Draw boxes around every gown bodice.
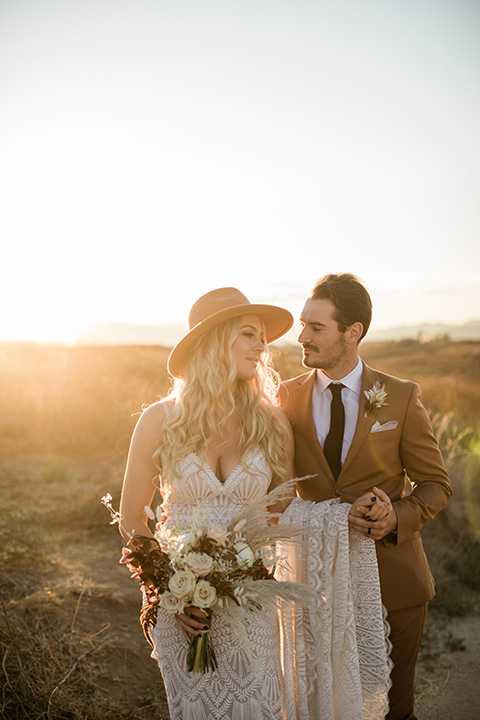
[160,446,272,529]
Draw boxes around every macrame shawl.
[277,498,392,720]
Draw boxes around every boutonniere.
[364,381,388,417]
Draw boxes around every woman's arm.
[119,402,166,541]
[120,402,211,642]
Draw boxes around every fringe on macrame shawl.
[276,497,393,720]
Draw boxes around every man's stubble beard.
[301,335,348,372]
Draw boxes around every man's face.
[298,298,349,372]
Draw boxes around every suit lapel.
[292,371,336,483]
[340,362,378,477]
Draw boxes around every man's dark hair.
[310,273,372,341]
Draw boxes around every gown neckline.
[199,446,264,487]
[202,458,244,487]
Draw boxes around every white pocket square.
[370,420,398,433]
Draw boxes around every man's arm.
[393,382,451,544]
[348,382,451,543]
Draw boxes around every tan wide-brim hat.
[167,287,293,379]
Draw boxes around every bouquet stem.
[187,631,218,673]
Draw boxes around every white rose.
[179,532,199,551]
[169,570,197,598]
[234,541,255,568]
[206,524,229,546]
[183,552,214,577]
[192,580,217,608]
[160,591,186,614]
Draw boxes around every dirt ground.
[1,452,479,719]
[415,614,480,720]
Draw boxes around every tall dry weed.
[0,343,172,454]
[0,454,168,720]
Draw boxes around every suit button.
[334,489,341,497]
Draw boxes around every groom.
[279,273,451,720]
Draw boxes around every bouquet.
[102,480,314,674]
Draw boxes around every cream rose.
[206,524,230,546]
[179,531,199,551]
[183,552,215,577]
[234,541,255,568]
[168,569,197,598]
[160,591,186,614]
[192,580,217,609]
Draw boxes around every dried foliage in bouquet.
[102,479,314,674]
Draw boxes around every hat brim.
[167,303,293,379]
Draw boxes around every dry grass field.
[1,339,479,719]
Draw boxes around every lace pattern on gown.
[151,445,286,720]
[277,498,392,720]
[150,401,390,719]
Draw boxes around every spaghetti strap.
[160,400,173,418]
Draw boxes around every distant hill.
[74,321,187,347]
[367,320,480,343]
[73,319,480,347]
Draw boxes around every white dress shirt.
[312,357,363,467]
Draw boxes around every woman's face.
[232,315,266,381]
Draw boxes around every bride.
[119,287,391,720]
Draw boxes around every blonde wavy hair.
[154,317,290,491]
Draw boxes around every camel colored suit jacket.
[280,362,451,612]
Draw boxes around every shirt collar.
[314,357,363,396]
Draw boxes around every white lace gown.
[150,447,285,720]
[150,445,391,720]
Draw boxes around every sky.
[1,0,479,343]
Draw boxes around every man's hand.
[348,486,397,540]
[175,606,212,643]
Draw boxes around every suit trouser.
[386,602,428,720]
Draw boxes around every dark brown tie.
[324,383,345,479]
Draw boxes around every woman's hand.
[175,606,212,643]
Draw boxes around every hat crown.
[188,287,251,330]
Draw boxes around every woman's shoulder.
[143,398,174,417]
[133,399,173,437]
